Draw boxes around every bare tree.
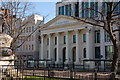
[0,0,43,53]
[71,1,120,80]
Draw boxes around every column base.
[74,61,81,65]
[55,61,62,64]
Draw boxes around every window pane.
[83,34,86,42]
[104,31,110,42]
[90,2,95,17]
[73,35,76,43]
[84,2,89,18]
[82,2,84,18]
[55,37,57,45]
[105,46,113,59]
[65,5,68,16]
[95,47,100,58]
[61,6,64,15]
[75,2,79,17]
[64,36,66,44]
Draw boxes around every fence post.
[70,69,73,79]
[94,68,97,80]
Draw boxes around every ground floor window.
[105,46,113,59]
[95,47,101,58]
[54,48,57,61]
[83,48,86,58]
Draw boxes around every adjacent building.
[16,14,44,60]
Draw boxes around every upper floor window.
[73,35,76,43]
[104,31,110,42]
[58,6,64,15]
[75,2,79,17]
[82,2,89,18]
[63,36,66,44]
[90,1,98,17]
[83,34,86,42]
[95,30,100,43]
[55,37,57,45]
[65,5,69,16]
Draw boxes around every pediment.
[43,15,79,29]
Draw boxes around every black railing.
[1,59,120,80]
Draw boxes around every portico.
[40,15,95,66]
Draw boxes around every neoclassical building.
[39,15,115,67]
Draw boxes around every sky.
[32,2,56,23]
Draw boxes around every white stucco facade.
[39,15,116,68]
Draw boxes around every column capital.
[40,34,44,37]
[74,29,80,33]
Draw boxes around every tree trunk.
[110,41,119,80]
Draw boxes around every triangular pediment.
[43,15,79,29]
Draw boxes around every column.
[48,34,54,63]
[86,29,94,59]
[65,31,72,64]
[86,28,95,68]
[56,33,62,63]
[75,30,81,64]
[40,34,44,59]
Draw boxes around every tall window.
[95,30,100,43]
[65,5,69,16]
[90,2,95,17]
[61,6,64,15]
[58,7,62,15]
[82,2,85,18]
[83,34,86,42]
[54,48,57,61]
[105,46,113,59]
[84,2,89,18]
[83,48,86,58]
[82,2,89,18]
[75,2,79,17]
[73,35,76,43]
[55,37,57,45]
[47,38,49,45]
[104,31,110,42]
[102,2,107,15]
[90,1,98,17]
[64,36,66,44]
[95,47,100,58]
